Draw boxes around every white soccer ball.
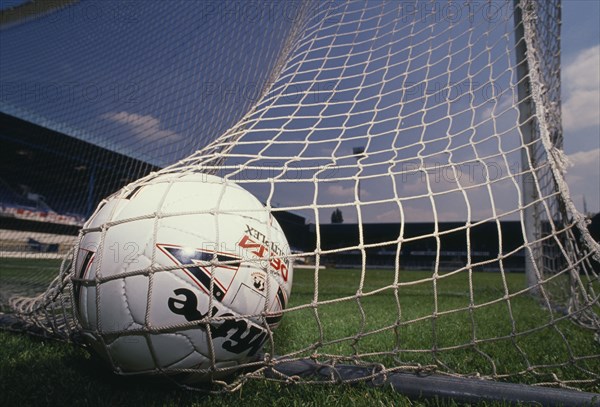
[72,172,293,381]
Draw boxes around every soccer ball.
[72,172,293,381]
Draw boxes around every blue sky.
[560,1,600,215]
[218,1,600,222]
[0,1,294,165]
[0,1,598,222]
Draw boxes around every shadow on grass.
[0,331,213,406]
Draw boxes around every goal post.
[268,359,599,406]
[513,0,541,294]
[1,0,599,402]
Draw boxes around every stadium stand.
[312,222,526,272]
[0,112,159,219]
[0,112,158,256]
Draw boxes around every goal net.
[1,0,599,393]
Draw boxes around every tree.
[331,208,344,224]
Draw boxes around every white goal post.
[1,0,599,403]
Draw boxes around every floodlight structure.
[352,146,366,201]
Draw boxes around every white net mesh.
[1,0,599,392]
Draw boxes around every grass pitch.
[1,259,598,406]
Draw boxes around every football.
[72,172,293,381]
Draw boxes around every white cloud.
[102,111,180,141]
[565,149,599,178]
[479,92,515,123]
[326,183,370,198]
[562,45,600,131]
[565,148,600,214]
[326,184,354,197]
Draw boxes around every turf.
[0,331,521,407]
[1,261,598,406]
[0,258,62,311]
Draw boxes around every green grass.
[279,268,599,387]
[0,331,528,407]
[1,260,598,406]
[0,258,62,312]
